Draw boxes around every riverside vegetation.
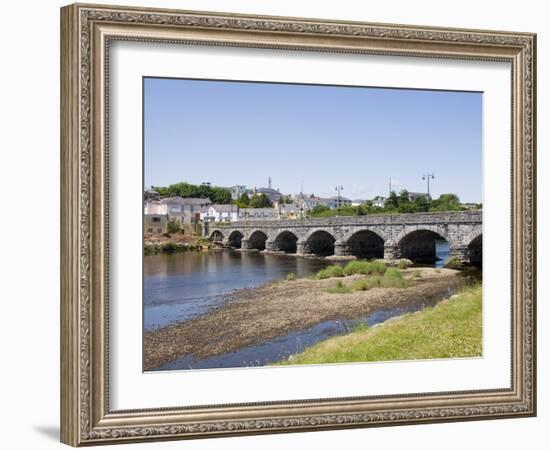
[275,283,482,365]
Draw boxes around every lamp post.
[422,173,435,197]
[335,185,344,216]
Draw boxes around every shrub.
[326,280,352,294]
[397,259,410,269]
[286,272,296,281]
[352,275,408,291]
[166,220,181,234]
[383,276,408,289]
[412,270,422,279]
[343,260,386,276]
[352,279,369,291]
[384,267,402,279]
[444,256,463,270]
[316,265,345,279]
[160,241,177,254]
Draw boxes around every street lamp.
[422,173,435,197]
[335,185,344,215]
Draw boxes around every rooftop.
[159,196,212,205]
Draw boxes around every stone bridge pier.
[208,211,482,266]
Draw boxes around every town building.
[238,208,278,220]
[294,195,333,211]
[145,196,212,225]
[204,204,239,222]
[276,202,301,219]
[144,212,168,235]
[461,203,481,210]
[144,188,160,202]
[244,177,282,203]
[229,185,247,200]
[371,196,386,208]
[329,196,352,208]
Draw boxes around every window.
[147,228,153,233]
[152,216,161,223]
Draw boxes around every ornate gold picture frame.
[60,3,536,446]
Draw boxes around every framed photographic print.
[60,3,536,446]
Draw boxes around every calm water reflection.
[144,251,333,330]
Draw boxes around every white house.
[238,208,277,220]
[204,204,239,222]
[155,196,212,224]
[276,202,301,219]
[371,196,386,208]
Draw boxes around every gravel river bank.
[144,268,466,371]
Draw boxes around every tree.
[166,220,181,234]
[210,187,232,204]
[414,195,430,212]
[279,195,293,204]
[430,194,464,212]
[385,190,399,209]
[249,193,272,208]
[235,193,250,208]
[310,204,331,215]
[398,189,411,206]
[430,193,463,212]
[153,182,232,204]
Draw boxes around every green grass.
[343,260,386,276]
[276,284,482,365]
[316,260,390,280]
[286,272,296,281]
[349,275,408,292]
[444,256,463,270]
[397,259,410,269]
[412,270,422,279]
[326,280,352,294]
[315,265,345,279]
[384,267,401,278]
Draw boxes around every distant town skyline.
[144,78,482,203]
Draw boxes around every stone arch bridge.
[207,211,482,265]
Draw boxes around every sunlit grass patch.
[276,284,482,365]
[326,280,352,294]
[315,265,345,279]
[343,260,386,276]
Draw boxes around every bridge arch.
[466,231,482,267]
[346,229,385,259]
[273,230,299,253]
[464,228,482,248]
[209,230,224,242]
[247,230,268,251]
[305,229,336,256]
[396,226,450,264]
[227,230,244,249]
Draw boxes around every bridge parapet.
[211,210,481,230]
[207,210,482,264]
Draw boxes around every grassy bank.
[275,283,482,366]
[144,235,211,255]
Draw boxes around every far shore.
[143,267,466,371]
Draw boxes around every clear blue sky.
[144,77,482,202]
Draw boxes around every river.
[144,243,454,370]
[144,250,334,331]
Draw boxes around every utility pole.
[335,185,344,216]
[422,173,435,197]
